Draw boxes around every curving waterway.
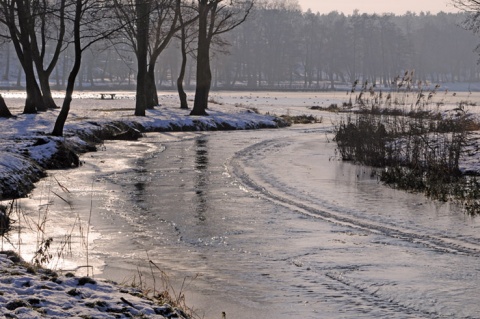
[15,123,480,319]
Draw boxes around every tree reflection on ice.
[194,138,209,222]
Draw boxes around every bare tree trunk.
[13,33,46,113]
[3,44,9,81]
[190,0,251,114]
[135,0,150,116]
[191,1,210,116]
[24,67,46,113]
[146,66,159,109]
[7,1,47,113]
[0,94,12,118]
[38,73,57,109]
[31,0,66,109]
[52,1,83,136]
[177,9,188,109]
[16,67,21,87]
[52,0,123,136]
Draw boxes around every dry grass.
[334,77,480,214]
[124,258,200,319]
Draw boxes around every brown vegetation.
[334,78,480,214]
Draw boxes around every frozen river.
[16,123,480,319]
[8,91,480,318]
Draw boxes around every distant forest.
[0,2,478,91]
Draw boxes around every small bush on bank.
[280,114,322,124]
[0,205,11,239]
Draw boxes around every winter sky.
[297,0,459,15]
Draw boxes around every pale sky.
[297,0,459,15]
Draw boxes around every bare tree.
[52,0,123,136]
[454,0,480,13]
[134,0,151,116]
[31,0,67,110]
[113,0,197,115]
[190,0,254,116]
[114,0,174,114]
[145,0,183,108]
[453,1,480,44]
[0,0,68,112]
[176,2,197,109]
[0,0,46,113]
[177,6,189,109]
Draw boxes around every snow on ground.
[0,251,188,318]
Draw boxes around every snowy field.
[0,251,189,318]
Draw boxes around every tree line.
[1,0,480,135]
[213,3,480,90]
[0,0,253,136]
[3,2,480,93]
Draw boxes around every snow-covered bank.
[0,251,189,318]
[0,94,288,200]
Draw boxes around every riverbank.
[0,94,288,200]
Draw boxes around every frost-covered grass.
[0,251,189,319]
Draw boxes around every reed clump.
[334,74,480,214]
